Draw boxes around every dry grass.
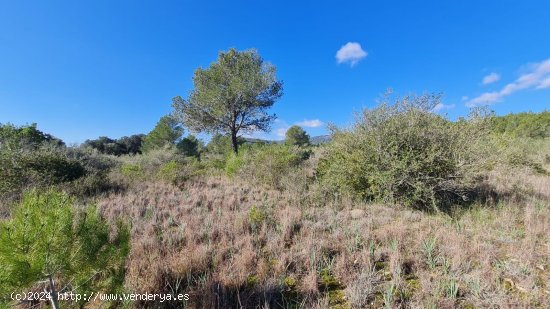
[97,160,550,308]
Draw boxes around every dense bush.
[225,152,245,176]
[62,172,122,199]
[115,147,204,185]
[201,134,246,169]
[64,147,117,174]
[317,94,493,211]
[0,123,64,150]
[491,111,550,138]
[226,144,309,189]
[120,163,145,179]
[157,158,203,184]
[0,124,81,202]
[205,133,236,154]
[21,151,85,183]
[0,148,86,209]
[0,125,124,212]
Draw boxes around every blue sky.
[1,0,549,143]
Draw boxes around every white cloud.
[461,96,469,101]
[537,76,550,89]
[296,119,324,128]
[245,118,326,141]
[276,127,288,138]
[466,58,550,107]
[482,72,501,85]
[432,103,455,112]
[275,119,323,138]
[336,42,367,67]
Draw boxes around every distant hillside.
[310,135,331,145]
[242,137,274,144]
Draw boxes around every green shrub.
[181,157,205,180]
[66,147,117,173]
[205,133,235,155]
[117,148,204,184]
[0,152,24,209]
[120,163,144,179]
[157,159,204,184]
[132,146,179,172]
[201,134,247,170]
[63,172,121,199]
[157,160,181,183]
[476,132,550,177]
[0,149,86,210]
[317,94,493,211]
[227,144,309,189]
[0,190,129,307]
[0,124,121,214]
[491,111,550,138]
[21,151,85,184]
[248,205,267,230]
[225,151,246,176]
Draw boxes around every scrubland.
[1,103,549,308]
[97,149,550,308]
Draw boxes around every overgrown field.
[1,102,549,308]
[98,172,550,308]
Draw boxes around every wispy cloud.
[276,127,288,138]
[537,76,550,89]
[482,72,501,85]
[296,119,324,128]
[432,103,455,112]
[466,58,550,107]
[336,42,367,67]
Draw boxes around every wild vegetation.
[0,190,129,309]
[1,49,549,308]
[172,48,283,154]
[318,94,494,211]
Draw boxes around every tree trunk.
[47,274,60,309]
[231,130,239,154]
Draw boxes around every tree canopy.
[177,134,203,158]
[82,134,145,156]
[172,48,283,154]
[285,125,310,147]
[0,123,64,150]
[141,115,184,153]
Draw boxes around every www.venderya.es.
[92,292,190,302]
